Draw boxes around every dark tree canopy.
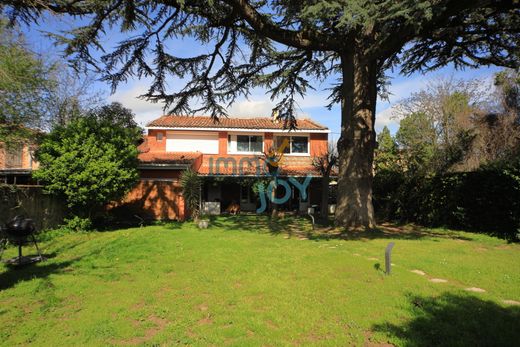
[4,0,519,227]
[4,1,518,124]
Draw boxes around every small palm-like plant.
[180,168,202,220]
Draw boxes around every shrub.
[62,216,93,232]
[373,164,520,240]
[180,169,202,220]
[34,102,141,227]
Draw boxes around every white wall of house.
[166,131,219,154]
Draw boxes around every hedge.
[373,165,520,240]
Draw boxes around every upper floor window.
[275,136,309,154]
[237,135,263,153]
[4,144,23,168]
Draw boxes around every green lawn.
[1,216,519,346]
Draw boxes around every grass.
[0,215,519,346]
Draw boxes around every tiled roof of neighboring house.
[137,138,151,154]
[147,115,328,131]
[138,151,202,165]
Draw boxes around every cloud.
[109,83,320,124]
[227,93,322,119]
[379,76,429,105]
[375,105,401,132]
[108,84,165,126]
[228,99,274,117]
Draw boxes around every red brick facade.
[123,115,330,220]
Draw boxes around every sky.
[22,14,502,141]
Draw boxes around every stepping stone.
[353,253,361,256]
[465,287,486,293]
[411,270,426,276]
[367,257,379,261]
[503,300,520,306]
[429,278,448,283]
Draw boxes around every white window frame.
[274,134,310,156]
[228,132,264,154]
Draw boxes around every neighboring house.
[0,141,39,185]
[120,115,331,221]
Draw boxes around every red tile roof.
[147,115,328,131]
[138,151,202,165]
[197,155,322,177]
[137,138,150,153]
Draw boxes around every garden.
[1,216,519,346]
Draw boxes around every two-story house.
[0,141,39,185]
[119,115,331,221]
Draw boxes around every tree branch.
[223,0,343,51]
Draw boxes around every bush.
[33,102,141,219]
[62,216,93,232]
[373,164,520,240]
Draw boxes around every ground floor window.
[240,185,255,204]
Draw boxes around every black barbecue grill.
[0,216,45,265]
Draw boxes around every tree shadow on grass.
[210,214,312,237]
[308,224,474,242]
[202,215,477,242]
[372,292,520,346]
[0,258,78,291]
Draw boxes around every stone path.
[465,287,486,293]
[429,278,448,283]
[345,249,520,306]
[311,238,518,307]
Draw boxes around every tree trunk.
[334,52,377,229]
[320,175,330,222]
[270,177,278,219]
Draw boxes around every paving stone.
[503,300,520,306]
[411,270,426,276]
[429,278,448,283]
[465,287,486,293]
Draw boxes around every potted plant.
[197,214,210,229]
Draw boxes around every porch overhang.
[138,163,191,170]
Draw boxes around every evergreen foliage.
[33,103,141,220]
[180,168,203,219]
[4,0,518,226]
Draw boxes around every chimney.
[271,108,280,123]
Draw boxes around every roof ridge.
[300,118,327,129]
[147,114,328,130]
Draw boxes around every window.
[275,136,309,154]
[241,185,255,203]
[275,136,290,153]
[156,132,164,142]
[291,136,308,153]
[236,135,263,153]
[5,144,23,168]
